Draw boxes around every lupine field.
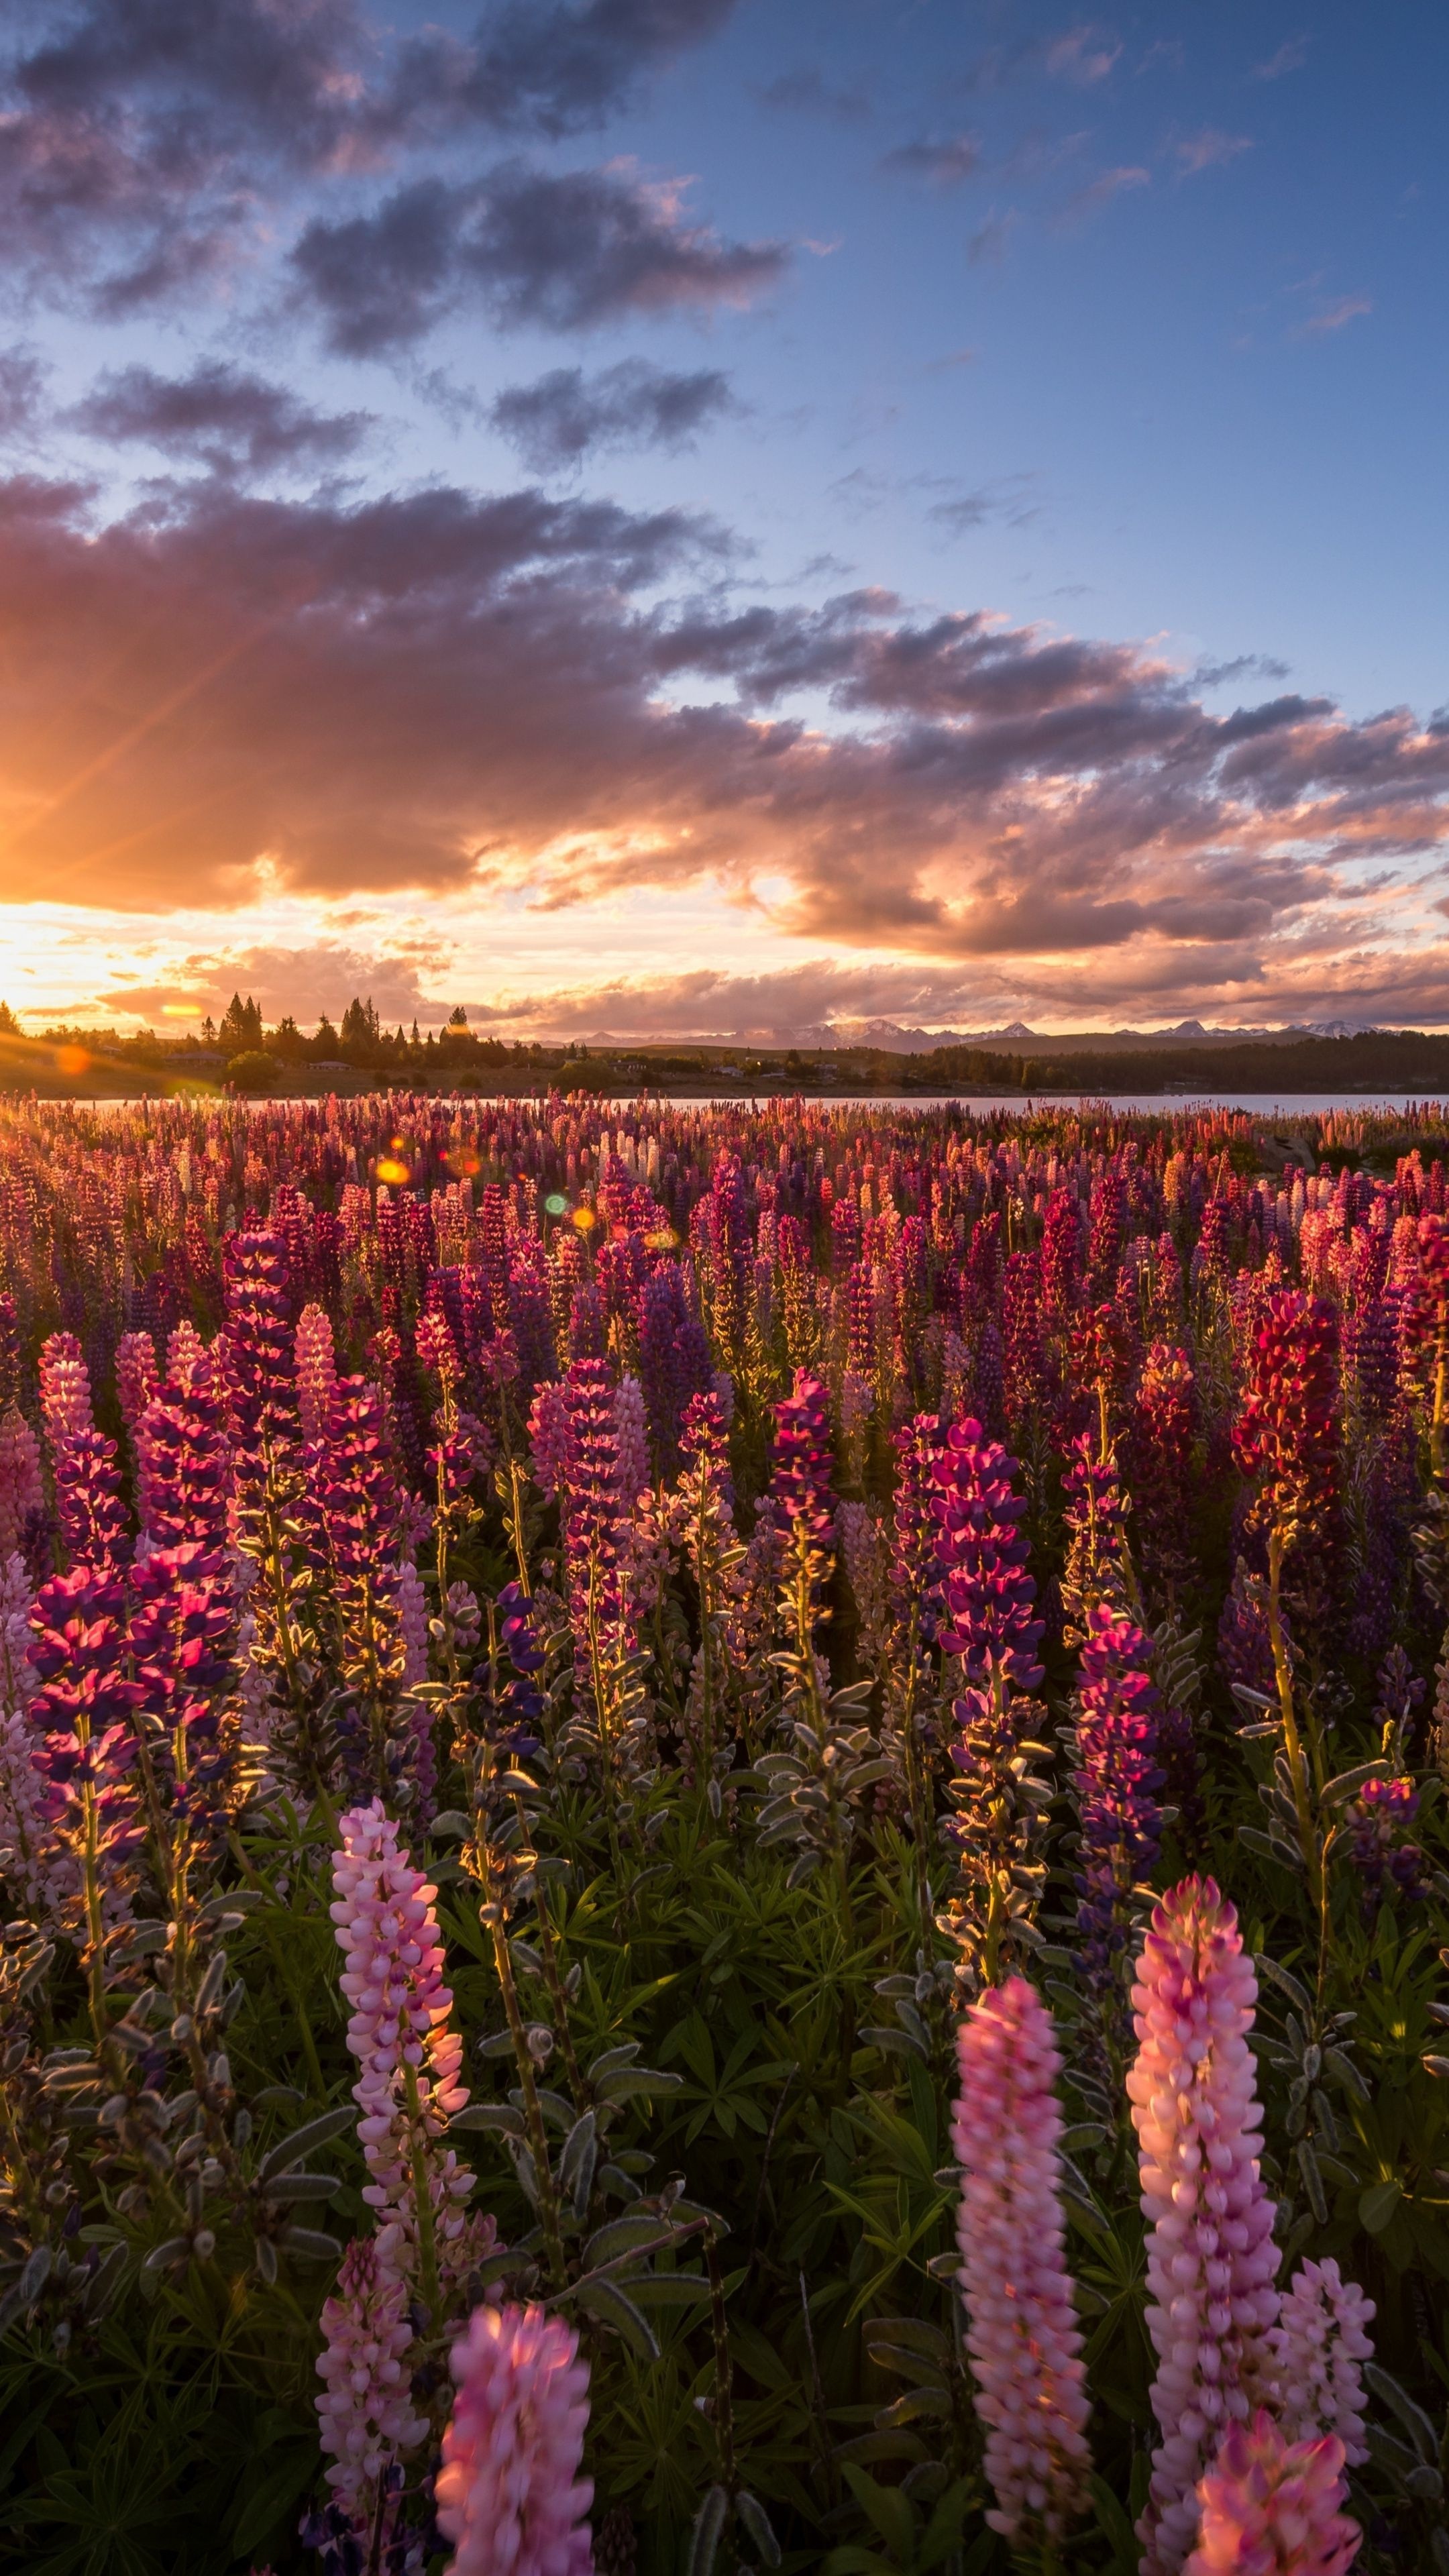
[5,1090,1449,2576]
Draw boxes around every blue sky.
[1,0,1446,1038]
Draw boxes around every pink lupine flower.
[952,1976,1091,2546]
[435,2302,594,2576]
[527,1379,573,1501]
[1128,1878,1282,2576]
[39,1332,93,1443]
[614,1372,649,1508]
[0,1552,72,1921]
[295,1303,339,1448]
[329,1801,474,2272]
[115,1332,160,1438]
[1182,2412,1361,2576]
[0,1405,43,1563]
[315,2235,429,2530]
[1269,2260,1374,2465]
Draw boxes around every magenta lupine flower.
[1128,1877,1282,2576]
[435,2302,594,2576]
[953,1977,1091,2545]
[221,1230,300,1477]
[929,1418,1043,1689]
[559,1356,634,1653]
[128,1534,239,1847]
[769,1373,836,1555]
[295,1302,339,1447]
[314,2235,429,2534]
[1073,1605,1165,1992]
[1269,2260,1374,2464]
[27,1564,146,1951]
[1232,1289,1340,1576]
[890,1412,947,1648]
[137,1356,233,1552]
[1181,2413,1361,2576]
[329,1801,474,2275]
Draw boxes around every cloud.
[879,134,981,187]
[1062,164,1150,219]
[69,360,372,478]
[0,466,1446,1040]
[489,359,733,472]
[0,0,743,314]
[402,0,740,140]
[1174,128,1252,176]
[967,213,1016,265]
[753,64,869,121]
[99,940,439,1027]
[1044,26,1122,85]
[1253,35,1309,80]
[0,0,383,307]
[0,345,47,439]
[1298,293,1372,336]
[292,161,788,352]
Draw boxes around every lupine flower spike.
[1128,1876,1282,2576]
[1181,2412,1361,2576]
[953,1976,1091,2547]
[435,2302,594,2576]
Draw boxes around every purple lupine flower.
[39,1333,129,1574]
[1345,1774,1426,1909]
[953,1978,1091,2546]
[1128,1877,1282,2576]
[486,1580,545,1754]
[637,1260,710,1478]
[315,1377,410,1793]
[929,1418,1043,1690]
[1072,1604,1165,1993]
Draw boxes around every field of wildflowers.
[2,1087,1449,2576]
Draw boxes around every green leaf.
[574,2277,660,2361]
[229,2445,317,2556]
[842,2463,914,2561]
[1360,2178,1404,2234]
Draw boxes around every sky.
[0,0,1446,1042]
